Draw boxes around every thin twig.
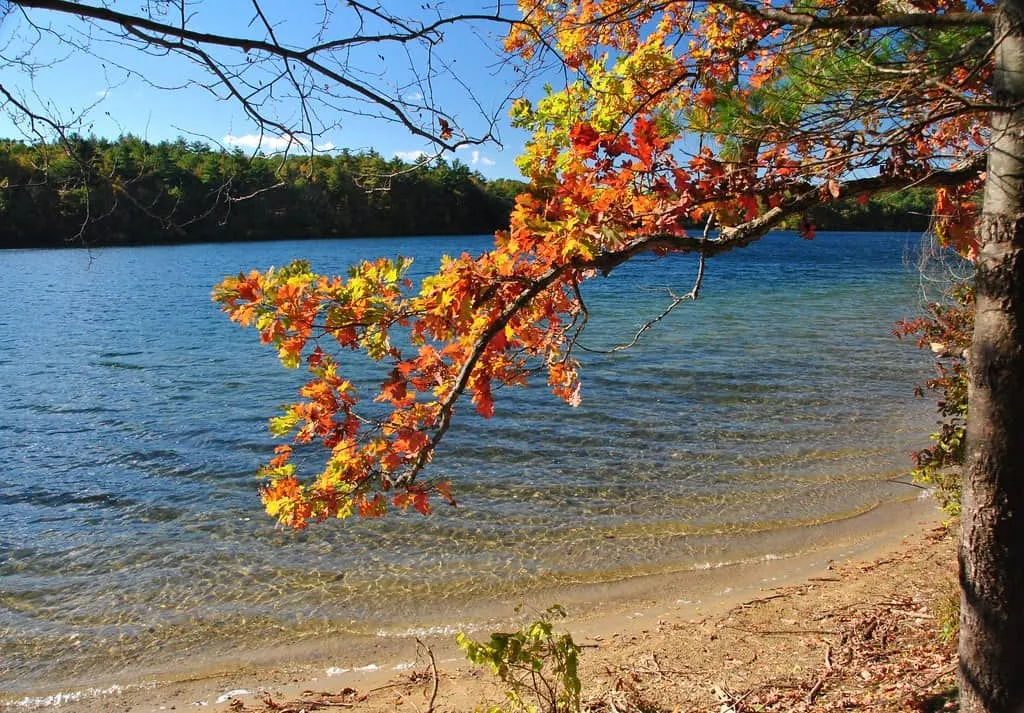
[416,638,440,713]
[807,677,824,704]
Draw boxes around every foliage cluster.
[895,280,973,517]
[457,606,582,713]
[213,0,990,528]
[0,136,523,248]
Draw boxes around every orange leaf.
[434,481,456,506]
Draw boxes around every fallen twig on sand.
[416,638,439,713]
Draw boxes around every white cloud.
[223,134,295,151]
[394,149,428,162]
[222,134,336,153]
[405,91,424,102]
[468,150,495,167]
[94,90,109,98]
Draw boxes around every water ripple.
[0,232,935,694]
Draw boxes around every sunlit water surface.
[1,231,936,693]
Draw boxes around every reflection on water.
[0,231,933,693]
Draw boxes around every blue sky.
[0,1,542,179]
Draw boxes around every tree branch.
[716,0,994,30]
[9,0,527,149]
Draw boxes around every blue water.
[0,231,934,693]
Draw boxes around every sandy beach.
[1,494,957,713]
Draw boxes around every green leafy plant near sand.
[457,605,582,713]
[936,581,961,646]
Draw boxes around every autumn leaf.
[569,122,602,157]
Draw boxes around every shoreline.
[3,494,945,712]
[3,227,929,252]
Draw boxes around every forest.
[0,135,936,249]
[0,135,524,248]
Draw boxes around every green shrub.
[457,605,582,713]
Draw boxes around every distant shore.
[2,495,948,713]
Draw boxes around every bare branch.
[8,0,530,150]
[576,216,712,355]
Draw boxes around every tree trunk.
[960,1,1024,711]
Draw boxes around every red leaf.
[413,492,432,516]
[358,494,387,518]
[739,193,759,221]
[473,379,495,418]
[800,215,816,240]
[569,122,602,157]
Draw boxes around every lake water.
[1,231,937,695]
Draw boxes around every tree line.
[0,135,524,249]
[0,135,937,250]
[801,188,936,233]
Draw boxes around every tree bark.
[960,1,1024,711]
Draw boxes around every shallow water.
[1,231,935,694]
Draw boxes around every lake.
[0,231,937,696]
